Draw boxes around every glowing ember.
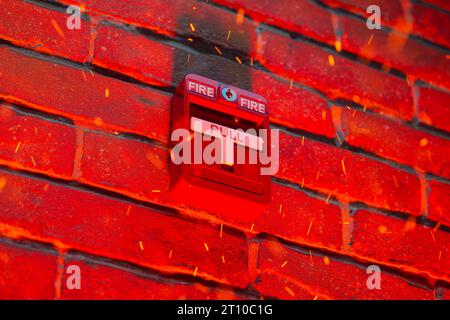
[235,56,242,64]
[284,286,295,297]
[236,8,245,25]
[0,177,7,192]
[328,55,335,66]
[14,141,21,153]
[334,39,342,52]
[341,159,347,175]
[105,88,109,98]
[419,138,428,147]
[378,225,388,234]
[51,19,64,37]
[204,243,209,251]
[139,241,144,251]
[306,220,313,236]
[227,30,232,41]
[189,23,196,32]
[323,256,330,265]
[222,255,226,263]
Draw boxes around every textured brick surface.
[60,259,242,300]
[278,132,422,215]
[352,210,450,281]
[58,0,256,53]
[0,103,76,178]
[212,0,336,45]
[341,15,450,90]
[0,241,58,299]
[0,0,448,300]
[257,240,436,300]
[0,0,90,62]
[320,0,450,48]
[0,47,171,143]
[0,170,249,287]
[334,107,450,179]
[428,180,450,227]
[257,30,414,119]
[418,86,450,133]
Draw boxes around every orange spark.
[301,136,305,146]
[126,205,131,216]
[204,243,209,252]
[328,54,335,66]
[105,88,110,98]
[301,178,305,188]
[279,204,282,214]
[227,30,231,41]
[220,223,223,238]
[0,177,7,192]
[289,79,293,89]
[187,53,191,63]
[250,57,254,66]
[306,220,313,236]
[81,70,87,81]
[281,260,288,268]
[189,23,196,32]
[169,250,173,259]
[323,256,330,265]
[193,266,198,277]
[187,37,194,42]
[30,156,36,167]
[152,190,161,193]
[430,231,436,242]
[334,39,342,52]
[14,141,21,153]
[235,56,242,64]
[325,192,331,204]
[51,19,64,37]
[214,46,222,55]
[139,241,144,251]
[368,34,374,45]
[222,255,226,263]
[284,286,295,297]
[236,8,245,25]
[341,159,347,175]
[419,138,428,147]
[378,225,388,234]
[250,223,255,232]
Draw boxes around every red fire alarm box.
[170,74,271,203]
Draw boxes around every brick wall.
[0,0,449,300]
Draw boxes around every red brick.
[333,107,450,179]
[59,0,256,53]
[94,24,335,138]
[352,210,450,281]
[252,74,335,138]
[0,0,90,62]
[254,183,342,251]
[0,241,58,299]
[257,240,435,299]
[0,47,171,143]
[277,132,422,215]
[60,259,242,299]
[80,131,170,200]
[418,86,450,133]
[0,170,249,287]
[428,180,450,227]
[212,0,336,45]
[257,30,414,120]
[0,103,75,179]
[320,0,450,48]
[341,15,450,90]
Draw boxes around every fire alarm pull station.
[170,74,271,203]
